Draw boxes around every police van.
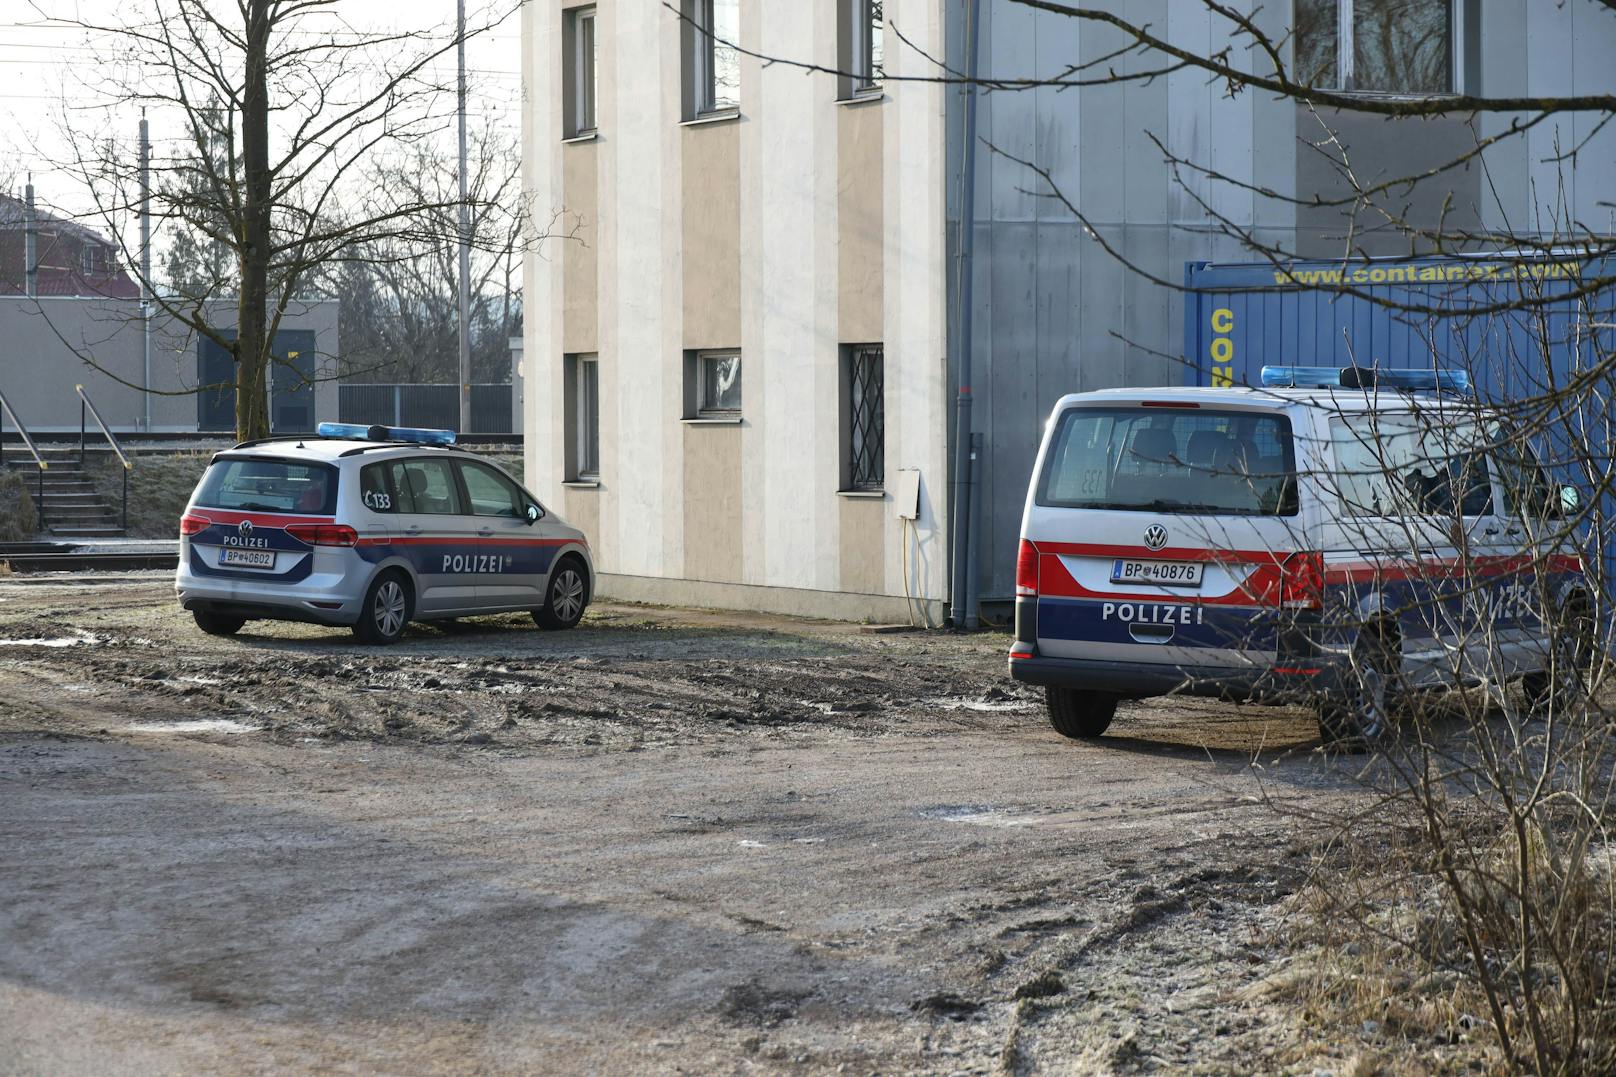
[1008,367,1592,747]
[176,423,593,644]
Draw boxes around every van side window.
[1330,415,1493,518]
[386,458,463,516]
[359,463,398,513]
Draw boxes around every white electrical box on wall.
[893,468,921,520]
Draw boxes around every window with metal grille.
[846,345,884,490]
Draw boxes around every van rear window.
[195,457,339,516]
[1038,408,1297,516]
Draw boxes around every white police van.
[176,423,594,644]
[1008,366,1591,747]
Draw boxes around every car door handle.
[477,528,494,537]
[404,525,421,536]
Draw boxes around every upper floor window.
[81,246,99,276]
[564,5,597,138]
[842,0,884,98]
[684,0,739,118]
[697,351,741,417]
[1294,0,1458,95]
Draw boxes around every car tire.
[193,610,245,637]
[1523,600,1592,717]
[533,556,589,630]
[353,571,412,645]
[1318,628,1399,750]
[1046,686,1118,739]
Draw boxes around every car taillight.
[285,523,358,547]
[1279,551,1324,610]
[180,513,210,536]
[1016,539,1040,597]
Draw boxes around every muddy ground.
[2,575,1413,1074]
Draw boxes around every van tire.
[1046,687,1117,739]
[534,556,589,630]
[1523,599,1592,716]
[353,570,412,645]
[1318,628,1399,750]
[193,610,245,637]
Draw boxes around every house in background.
[522,0,1616,623]
[0,188,139,299]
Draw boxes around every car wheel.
[353,571,412,645]
[1046,686,1118,739]
[193,610,245,637]
[533,557,589,630]
[1523,601,1592,717]
[1318,628,1398,750]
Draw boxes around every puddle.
[122,719,256,735]
[922,804,1040,828]
[0,633,101,648]
[922,696,1034,713]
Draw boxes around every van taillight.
[1016,540,1040,597]
[180,513,209,536]
[285,523,358,547]
[1279,552,1324,610]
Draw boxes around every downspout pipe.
[949,0,983,629]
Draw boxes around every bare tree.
[38,0,520,439]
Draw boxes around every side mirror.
[1559,484,1581,516]
[525,503,543,525]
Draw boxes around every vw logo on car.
[1142,524,1168,550]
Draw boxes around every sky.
[0,0,524,224]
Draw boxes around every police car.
[1008,366,1592,747]
[176,423,593,644]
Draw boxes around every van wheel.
[1046,687,1118,739]
[193,610,245,637]
[534,557,589,630]
[1523,601,1592,717]
[353,571,412,645]
[1318,629,1398,750]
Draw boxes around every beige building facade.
[522,0,950,621]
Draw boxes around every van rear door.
[1020,402,1309,673]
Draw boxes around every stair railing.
[0,386,46,531]
[76,385,131,533]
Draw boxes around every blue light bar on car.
[1259,366,1470,393]
[315,421,457,445]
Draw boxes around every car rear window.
[1038,407,1297,516]
[195,457,338,515]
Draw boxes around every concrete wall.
[0,297,339,433]
[948,0,1616,603]
[524,0,948,622]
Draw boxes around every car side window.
[458,461,525,518]
[1330,414,1494,518]
[386,458,462,516]
[359,463,398,513]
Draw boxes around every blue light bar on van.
[315,421,457,445]
[1259,366,1470,393]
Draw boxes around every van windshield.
[195,456,338,515]
[1038,407,1297,516]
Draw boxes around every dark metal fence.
[338,383,515,434]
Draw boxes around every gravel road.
[0,575,1381,1074]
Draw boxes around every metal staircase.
[1,386,130,539]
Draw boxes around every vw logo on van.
[238,521,254,541]
[1142,524,1168,551]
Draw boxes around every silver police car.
[176,423,593,643]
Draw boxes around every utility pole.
[456,0,472,434]
[23,178,37,299]
[139,114,153,431]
